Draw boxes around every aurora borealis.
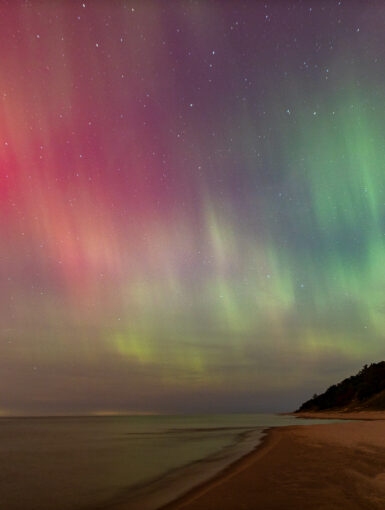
[2,1,385,415]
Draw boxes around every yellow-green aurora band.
[1,1,385,414]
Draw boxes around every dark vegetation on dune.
[297,361,385,412]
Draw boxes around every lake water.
[0,414,341,510]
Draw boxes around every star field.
[1,1,385,415]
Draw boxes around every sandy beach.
[161,412,385,510]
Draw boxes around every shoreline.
[96,425,268,510]
[159,426,278,510]
[102,414,343,510]
[158,411,385,510]
[294,410,385,420]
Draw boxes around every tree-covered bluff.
[297,362,385,412]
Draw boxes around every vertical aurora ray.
[1,1,385,415]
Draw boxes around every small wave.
[91,428,265,510]
[123,425,261,436]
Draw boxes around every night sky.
[2,1,385,415]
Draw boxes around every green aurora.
[1,1,385,415]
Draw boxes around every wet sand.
[161,412,385,510]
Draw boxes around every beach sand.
[160,412,385,510]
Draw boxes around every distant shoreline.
[158,411,385,510]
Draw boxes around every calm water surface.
[0,414,341,510]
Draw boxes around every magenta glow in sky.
[2,1,385,415]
